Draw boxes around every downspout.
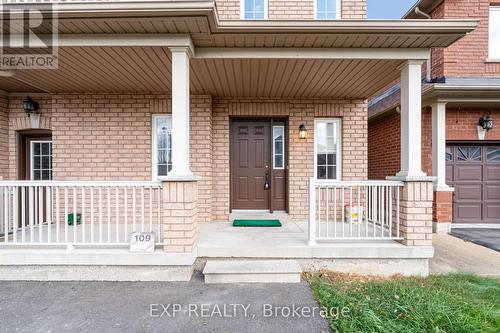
[414,7,431,19]
[414,7,432,81]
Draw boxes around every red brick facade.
[367,112,400,179]
[434,0,500,78]
[433,191,453,224]
[369,108,500,179]
[368,107,500,227]
[369,0,500,229]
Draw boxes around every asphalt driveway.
[0,272,330,333]
[451,228,500,252]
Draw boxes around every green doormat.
[232,219,282,227]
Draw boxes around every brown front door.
[231,120,271,210]
[446,144,500,223]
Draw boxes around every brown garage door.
[446,144,500,224]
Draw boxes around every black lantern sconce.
[23,96,39,117]
[299,124,307,139]
[478,115,494,131]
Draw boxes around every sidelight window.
[152,115,172,179]
[273,126,285,169]
[314,119,341,180]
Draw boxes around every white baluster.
[115,187,119,243]
[55,187,60,243]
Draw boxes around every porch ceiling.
[0,46,402,98]
[0,1,477,97]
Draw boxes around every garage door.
[446,144,500,224]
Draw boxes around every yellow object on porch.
[345,206,365,223]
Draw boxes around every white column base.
[395,170,427,179]
[387,175,435,182]
[434,184,454,192]
[433,222,451,234]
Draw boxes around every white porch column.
[168,46,193,179]
[431,102,452,190]
[396,60,426,179]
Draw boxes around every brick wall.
[212,98,367,221]
[162,181,198,253]
[215,0,366,19]
[6,94,214,223]
[216,0,241,19]
[0,95,8,180]
[368,112,400,179]
[341,0,366,19]
[433,191,453,223]
[368,107,500,179]
[8,96,53,180]
[269,0,314,19]
[445,107,500,140]
[5,94,367,223]
[430,0,500,78]
[430,2,445,79]
[398,181,433,246]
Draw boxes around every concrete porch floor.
[197,219,434,276]
[198,220,432,259]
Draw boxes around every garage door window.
[487,147,500,162]
[457,146,481,161]
[445,147,453,161]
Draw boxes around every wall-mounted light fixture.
[479,115,494,131]
[299,124,307,139]
[477,114,493,140]
[23,96,41,128]
[23,96,39,117]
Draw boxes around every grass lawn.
[308,272,500,333]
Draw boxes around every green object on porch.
[67,213,81,226]
[232,219,282,227]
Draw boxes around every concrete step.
[202,260,302,283]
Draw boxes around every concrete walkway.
[430,234,500,277]
[0,272,330,333]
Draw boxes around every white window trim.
[314,0,342,20]
[272,125,285,170]
[314,118,342,180]
[151,114,172,181]
[30,140,52,181]
[489,6,500,60]
[240,0,268,20]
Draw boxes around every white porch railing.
[0,181,162,246]
[308,178,404,243]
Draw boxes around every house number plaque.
[129,232,155,253]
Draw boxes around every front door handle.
[264,172,270,190]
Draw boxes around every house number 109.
[129,231,155,253]
[134,234,152,242]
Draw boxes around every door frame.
[17,129,53,180]
[229,116,289,213]
[16,130,53,228]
